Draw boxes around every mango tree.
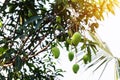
[0,0,119,79]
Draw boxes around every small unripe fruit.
[68,52,74,61]
[71,32,81,46]
[83,54,88,64]
[72,63,79,74]
[51,47,60,59]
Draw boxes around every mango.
[71,32,81,46]
[51,47,60,59]
[72,63,79,74]
[68,52,74,61]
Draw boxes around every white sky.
[97,8,120,58]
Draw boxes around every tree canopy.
[0,0,120,79]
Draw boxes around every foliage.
[0,0,64,79]
[0,0,120,79]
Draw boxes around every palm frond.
[97,58,112,80]
[83,49,112,70]
[93,57,112,72]
[114,61,118,80]
[114,58,120,80]
[85,55,106,70]
[89,31,113,57]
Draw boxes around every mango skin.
[51,47,60,59]
[72,63,79,74]
[83,54,88,64]
[71,32,81,46]
[68,52,74,61]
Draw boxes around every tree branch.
[26,38,55,60]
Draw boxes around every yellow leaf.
[107,4,115,15]
[71,0,77,3]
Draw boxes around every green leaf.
[87,47,91,62]
[35,20,42,30]
[8,72,13,80]
[64,41,69,51]
[0,45,8,56]
[0,20,2,28]
[56,40,63,48]
[81,44,86,50]
[9,4,17,13]
[90,45,97,54]
[27,63,35,68]
[0,74,5,80]
[23,15,41,26]
[56,16,61,23]
[14,55,23,71]
[26,62,36,71]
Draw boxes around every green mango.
[72,63,79,74]
[71,32,81,46]
[68,52,74,61]
[83,54,88,64]
[51,47,60,59]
